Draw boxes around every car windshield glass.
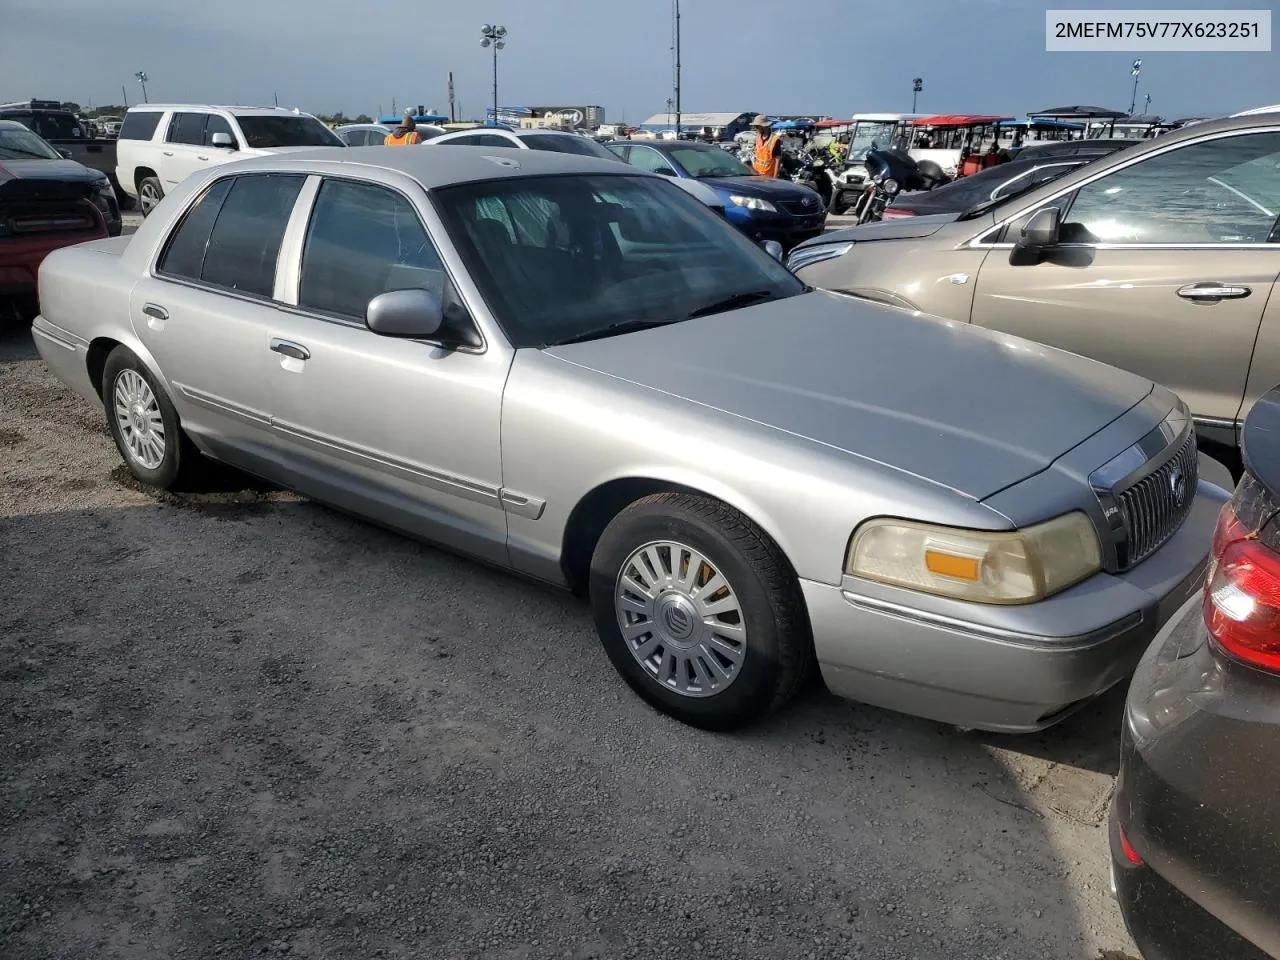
[236,116,343,148]
[434,173,804,348]
[669,146,753,177]
[522,134,618,160]
[848,121,898,160]
[0,126,61,160]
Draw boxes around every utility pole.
[135,71,149,103]
[448,71,456,123]
[1128,59,1142,115]
[912,77,923,113]
[122,85,129,109]
[481,25,508,125]
[673,0,682,137]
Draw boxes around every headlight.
[846,512,1101,604]
[729,195,777,212]
[882,178,900,195]
[785,242,851,272]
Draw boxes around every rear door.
[130,172,305,476]
[264,175,512,564]
[971,129,1280,440]
[160,112,210,190]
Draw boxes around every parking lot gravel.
[0,320,1139,959]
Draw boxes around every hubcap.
[614,540,747,698]
[140,184,159,213]
[113,369,166,470]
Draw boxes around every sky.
[1,0,1275,123]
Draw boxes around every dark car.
[1110,388,1280,960]
[0,98,126,202]
[882,156,1096,219]
[607,139,826,248]
[0,119,116,310]
[1007,137,1139,161]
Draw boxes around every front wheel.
[589,492,813,730]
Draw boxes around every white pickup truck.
[114,104,344,215]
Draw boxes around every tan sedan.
[789,111,1280,449]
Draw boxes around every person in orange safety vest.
[385,110,422,146]
[749,115,783,177]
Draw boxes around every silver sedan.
[32,146,1225,731]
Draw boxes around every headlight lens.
[882,178,900,195]
[729,194,777,212]
[785,242,851,272]
[846,512,1101,604]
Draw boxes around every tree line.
[59,102,376,126]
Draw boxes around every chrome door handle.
[162,150,174,156]
[142,303,168,320]
[270,338,310,361]
[1177,282,1252,302]
[197,155,209,161]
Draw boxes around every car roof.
[126,104,317,117]
[224,144,651,189]
[606,139,712,152]
[335,123,391,131]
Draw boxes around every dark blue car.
[607,140,826,249]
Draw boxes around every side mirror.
[366,288,444,339]
[210,132,236,149]
[57,148,72,159]
[761,239,784,261]
[1010,207,1061,265]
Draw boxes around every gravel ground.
[0,317,1139,960]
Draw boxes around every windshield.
[236,116,344,148]
[668,146,753,178]
[0,126,62,160]
[523,134,618,160]
[434,173,804,348]
[848,121,898,160]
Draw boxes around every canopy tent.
[912,114,1012,127]
[815,118,849,129]
[1027,105,1127,120]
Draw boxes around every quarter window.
[1064,132,1280,244]
[119,110,162,141]
[157,179,234,280]
[167,112,206,146]
[298,179,446,320]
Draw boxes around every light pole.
[480,24,507,125]
[135,71,149,103]
[1128,59,1142,115]
[911,77,923,113]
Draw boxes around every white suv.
[115,104,344,215]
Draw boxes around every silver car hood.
[801,212,963,248]
[545,291,1153,500]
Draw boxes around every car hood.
[796,212,961,249]
[545,291,1152,500]
[0,158,103,201]
[698,174,819,200]
[241,144,346,156]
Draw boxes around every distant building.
[639,111,756,140]
[527,105,605,130]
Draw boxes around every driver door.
[971,130,1280,441]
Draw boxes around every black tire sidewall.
[102,348,184,488]
[589,500,788,729]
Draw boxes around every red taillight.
[1119,827,1144,866]
[881,208,915,220]
[1203,504,1280,672]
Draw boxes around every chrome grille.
[1114,429,1198,569]
[778,199,821,216]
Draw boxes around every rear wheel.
[137,176,164,216]
[102,347,204,489]
[589,492,812,730]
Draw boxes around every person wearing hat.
[749,115,783,178]
[385,110,422,146]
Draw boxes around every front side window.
[235,116,342,148]
[990,162,1082,202]
[668,146,753,178]
[203,114,234,146]
[158,175,303,297]
[435,173,803,348]
[298,179,445,320]
[1064,132,1280,244]
[627,147,676,175]
[167,112,206,146]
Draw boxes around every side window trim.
[274,175,323,303]
[971,125,1280,248]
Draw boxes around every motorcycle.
[849,148,949,224]
[783,149,836,210]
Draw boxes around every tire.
[137,176,164,216]
[102,346,204,489]
[589,492,813,730]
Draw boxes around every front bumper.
[724,208,826,249]
[800,476,1226,733]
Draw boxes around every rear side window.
[119,111,162,141]
[201,175,305,296]
[298,179,445,320]
[157,175,304,298]
[33,113,86,139]
[167,112,206,145]
[158,179,235,279]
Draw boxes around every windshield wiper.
[549,318,681,346]
[684,289,780,319]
